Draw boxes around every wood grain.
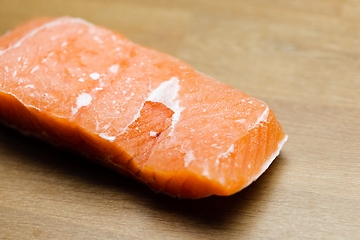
[0,0,359,239]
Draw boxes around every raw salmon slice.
[0,17,287,198]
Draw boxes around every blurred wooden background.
[1,0,360,239]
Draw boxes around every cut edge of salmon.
[246,133,287,188]
[1,89,287,198]
[0,91,136,177]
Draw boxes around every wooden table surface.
[1,0,359,239]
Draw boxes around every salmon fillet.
[0,17,287,198]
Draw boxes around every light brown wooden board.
[1,0,359,239]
